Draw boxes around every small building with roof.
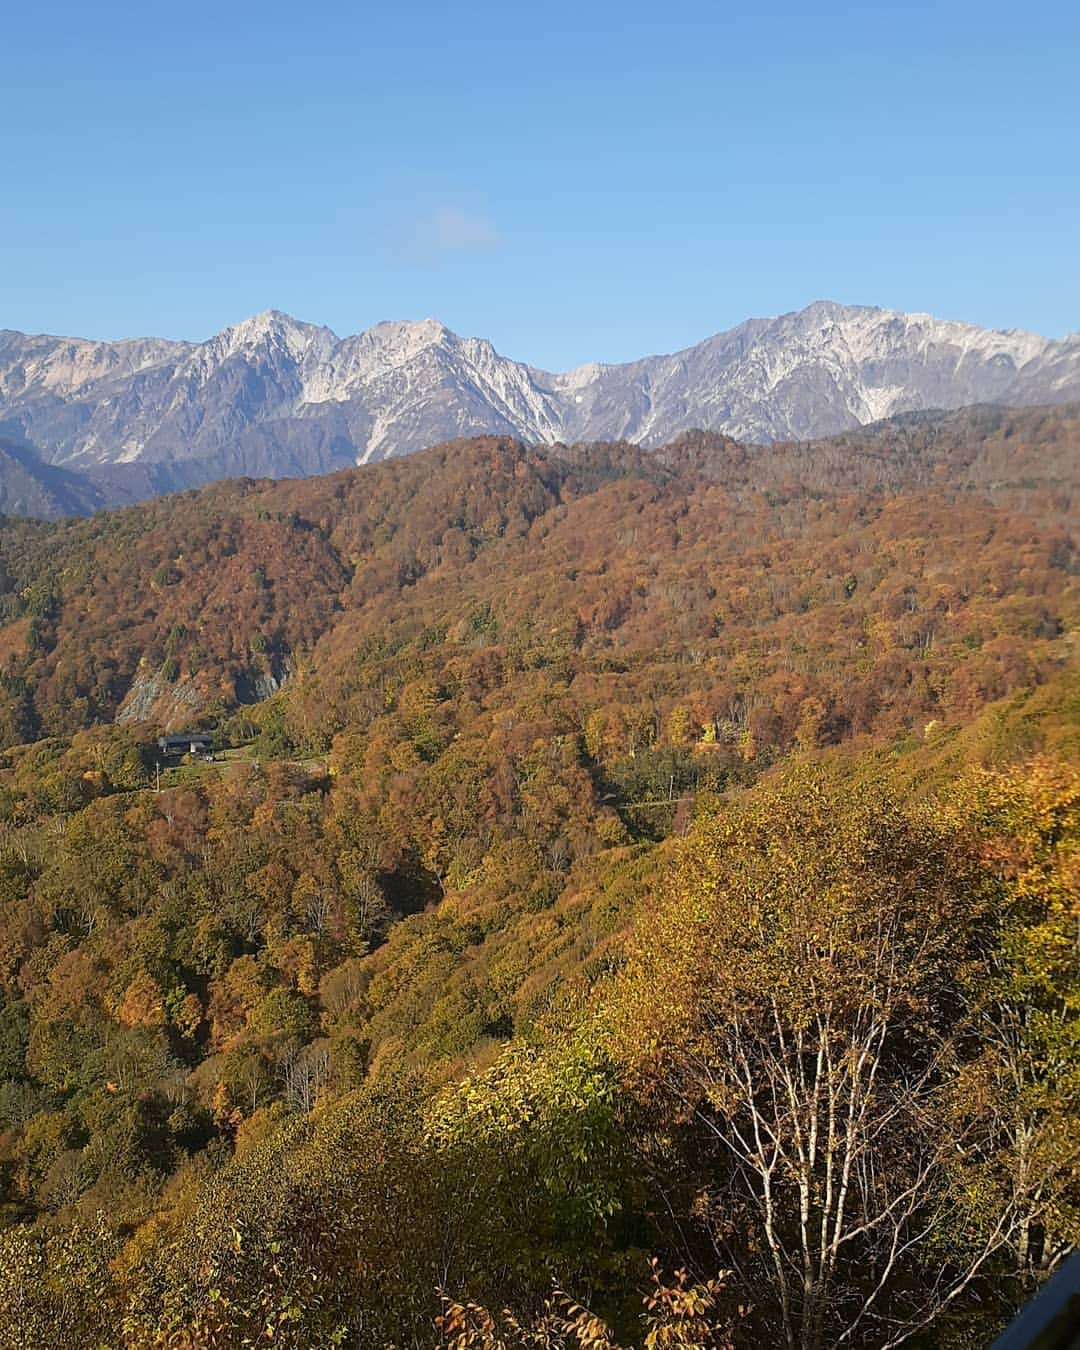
[157,732,213,759]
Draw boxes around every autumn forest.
[0,404,1074,1347]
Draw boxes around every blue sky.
[2,0,1077,368]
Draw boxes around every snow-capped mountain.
[0,301,1077,510]
[540,302,1080,444]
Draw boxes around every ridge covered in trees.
[0,403,1074,1346]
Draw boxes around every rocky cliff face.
[1,301,1077,513]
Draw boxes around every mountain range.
[1,300,1078,516]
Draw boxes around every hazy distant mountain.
[1,301,1077,513]
[0,432,111,518]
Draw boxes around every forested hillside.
[0,404,1074,1347]
[0,403,1074,748]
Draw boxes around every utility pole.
[155,761,161,793]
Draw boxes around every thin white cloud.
[395,205,501,265]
